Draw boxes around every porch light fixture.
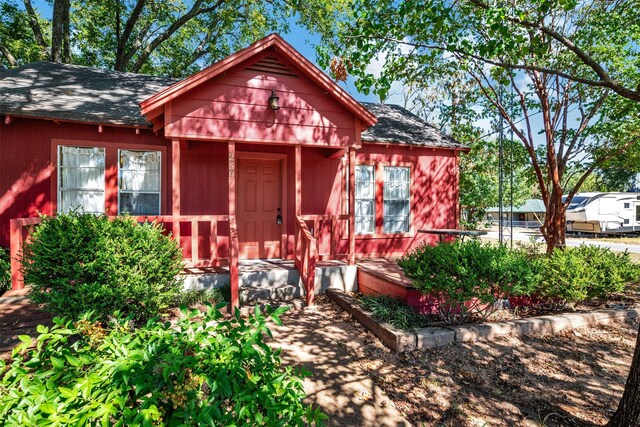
[268,90,280,110]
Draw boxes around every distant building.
[485,199,546,227]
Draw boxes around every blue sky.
[29,0,378,103]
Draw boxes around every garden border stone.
[326,289,640,352]
[326,289,416,352]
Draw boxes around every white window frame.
[117,149,162,216]
[355,165,376,235]
[57,145,106,214]
[383,166,411,234]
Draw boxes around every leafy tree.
[1,0,351,77]
[322,0,640,252]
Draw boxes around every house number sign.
[228,153,235,178]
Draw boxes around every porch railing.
[294,215,317,306]
[300,214,350,260]
[9,214,230,290]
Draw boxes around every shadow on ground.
[273,297,638,427]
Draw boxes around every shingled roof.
[0,61,176,127]
[361,103,466,150]
[0,61,466,150]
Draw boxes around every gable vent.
[246,55,300,77]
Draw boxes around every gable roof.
[0,61,175,127]
[361,103,467,150]
[139,33,377,129]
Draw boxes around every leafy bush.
[0,247,9,295]
[22,213,183,322]
[360,295,431,330]
[0,305,326,426]
[399,240,538,323]
[174,285,231,307]
[536,245,639,305]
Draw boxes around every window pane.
[119,150,161,215]
[59,190,105,214]
[383,166,410,233]
[355,165,375,234]
[59,146,105,214]
[355,216,374,234]
[355,180,375,199]
[384,200,409,216]
[384,217,409,234]
[119,193,160,215]
[120,170,161,191]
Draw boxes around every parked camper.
[565,192,640,235]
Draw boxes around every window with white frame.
[118,150,161,215]
[58,146,105,214]
[383,166,410,233]
[355,165,375,234]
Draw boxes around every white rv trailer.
[565,192,640,235]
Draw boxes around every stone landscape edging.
[326,289,640,353]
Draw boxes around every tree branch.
[0,43,18,67]
[115,0,147,70]
[131,0,226,72]
[22,0,47,47]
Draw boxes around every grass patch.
[174,285,230,307]
[359,294,431,330]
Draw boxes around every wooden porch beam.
[328,147,348,160]
[348,147,356,265]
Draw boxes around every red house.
[0,34,467,308]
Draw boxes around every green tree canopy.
[0,0,351,77]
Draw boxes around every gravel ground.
[300,297,640,427]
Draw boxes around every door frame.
[235,151,288,259]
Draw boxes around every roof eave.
[362,139,470,152]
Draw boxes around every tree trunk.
[608,324,640,427]
[51,0,70,63]
[541,185,566,253]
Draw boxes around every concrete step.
[240,283,303,304]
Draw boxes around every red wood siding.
[1,120,459,261]
[0,118,166,247]
[165,53,358,147]
[352,144,459,258]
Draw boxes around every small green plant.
[360,294,431,330]
[0,304,327,426]
[399,240,538,323]
[174,285,231,307]
[21,212,184,322]
[536,245,639,306]
[0,247,9,294]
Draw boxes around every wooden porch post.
[10,219,23,290]
[228,141,240,310]
[295,145,301,216]
[348,147,356,265]
[171,139,181,247]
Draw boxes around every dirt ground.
[302,296,640,427]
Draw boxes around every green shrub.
[0,305,326,426]
[21,213,183,322]
[399,240,538,323]
[174,285,231,307]
[360,295,431,330]
[536,245,639,305]
[0,247,9,295]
